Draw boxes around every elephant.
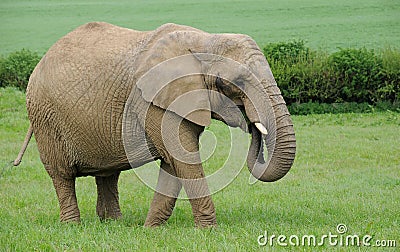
[14,22,296,227]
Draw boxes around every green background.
[0,1,399,251]
[1,0,399,54]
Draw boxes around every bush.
[379,47,400,103]
[328,48,383,103]
[263,41,400,108]
[0,49,41,90]
[264,40,331,104]
[263,39,313,66]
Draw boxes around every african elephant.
[14,22,296,227]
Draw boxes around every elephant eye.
[215,76,224,89]
[215,76,233,94]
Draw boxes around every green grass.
[0,0,399,55]
[1,1,399,250]
[0,87,399,250]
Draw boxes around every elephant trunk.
[245,83,296,182]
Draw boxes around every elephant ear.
[136,31,214,126]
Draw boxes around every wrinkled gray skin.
[15,22,296,227]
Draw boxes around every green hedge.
[263,40,400,107]
[0,49,41,90]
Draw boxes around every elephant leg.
[165,121,216,227]
[174,159,217,228]
[144,161,182,227]
[144,107,216,227]
[95,172,122,221]
[49,171,80,222]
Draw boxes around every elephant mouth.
[226,105,269,135]
[236,105,252,133]
[210,104,250,133]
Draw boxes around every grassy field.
[1,0,399,55]
[0,1,399,250]
[0,87,399,251]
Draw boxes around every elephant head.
[135,26,296,182]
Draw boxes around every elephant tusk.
[255,123,268,135]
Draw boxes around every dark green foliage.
[0,49,41,90]
[263,40,313,66]
[379,47,400,103]
[263,41,400,114]
[264,40,331,104]
[328,48,383,103]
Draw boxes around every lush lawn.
[1,1,399,250]
[0,87,398,250]
[1,0,399,55]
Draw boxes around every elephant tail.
[13,124,33,166]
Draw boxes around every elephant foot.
[144,210,168,227]
[97,209,122,221]
[193,213,217,228]
[190,196,217,228]
[195,221,217,228]
[107,210,122,220]
[60,216,81,224]
[143,218,165,228]
[144,191,178,228]
[58,201,81,223]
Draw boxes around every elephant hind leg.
[95,172,122,221]
[47,166,80,223]
[144,161,182,227]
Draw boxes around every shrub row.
[0,49,41,90]
[263,40,400,107]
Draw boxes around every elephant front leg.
[144,161,182,227]
[172,159,217,228]
[95,172,122,221]
[166,123,216,227]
